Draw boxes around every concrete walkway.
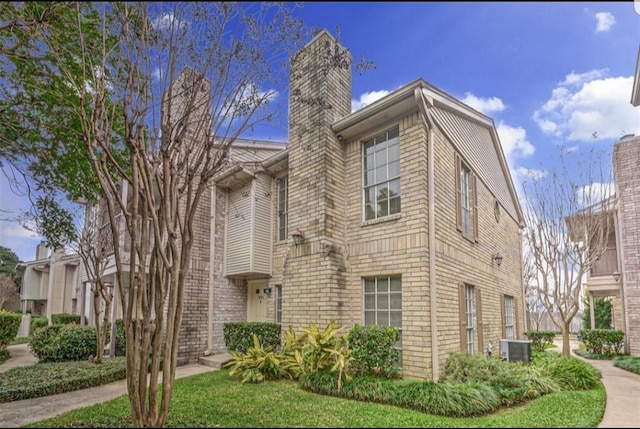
[1,341,640,427]
[0,344,219,428]
[552,338,640,428]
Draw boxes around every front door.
[247,279,268,322]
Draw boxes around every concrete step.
[198,353,233,369]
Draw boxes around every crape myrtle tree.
[521,147,613,357]
[0,2,117,362]
[1,2,373,425]
[10,2,311,427]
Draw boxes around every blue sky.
[1,1,639,262]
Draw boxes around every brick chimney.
[283,30,352,327]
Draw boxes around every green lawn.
[24,369,605,428]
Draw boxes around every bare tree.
[0,274,19,310]
[77,203,112,363]
[521,147,613,357]
[55,3,305,427]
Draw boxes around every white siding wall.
[225,176,273,277]
[252,174,272,274]
[226,182,253,275]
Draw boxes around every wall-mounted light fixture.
[493,253,503,267]
[263,286,272,295]
[292,229,305,246]
[613,271,621,282]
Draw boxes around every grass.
[19,367,605,428]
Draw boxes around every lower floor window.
[363,276,402,361]
[504,295,514,339]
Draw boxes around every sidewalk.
[0,344,219,428]
[2,341,640,427]
[552,338,640,428]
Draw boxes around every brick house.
[85,30,526,380]
[573,44,640,355]
[174,29,527,381]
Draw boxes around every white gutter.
[204,184,217,356]
[415,87,439,381]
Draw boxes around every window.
[276,285,282,324]
[363,276,402,360]
[363,127,401,221]
[503,295,515,339]
[455,154,478,242]
[277,176,288,241]
[465,285,476,354]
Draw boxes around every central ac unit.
[499,339,532,363]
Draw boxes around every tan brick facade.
[179,30,526,380]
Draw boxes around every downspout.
[204,185,217,356]
[415,88,439,381]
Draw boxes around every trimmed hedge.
[580,329,625,355]
[347,324,400,378]
[30,324,97,362]
[30,316,48,335]
[51,313,81,325]
[0,311,21,348]
[223,322,281,354]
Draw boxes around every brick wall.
[614,136,640,355]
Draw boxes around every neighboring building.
[577,44,640,355]
[88,30,527,380]
[16,242,82,320]
[573,133,640,355]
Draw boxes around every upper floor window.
[277,176,288,241]
[363,127,401,221]
[455,154,478,242]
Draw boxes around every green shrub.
[0,357,127,403]
[532,351,601,390]
[581,329,625,355]
[30,316,47,335]
[347,324,400,378]
[299,371,501,417]
[0,310,21,348]
[30,324,97,362]
[441,352,559,406]
[224,334,293,383]
[523,330,556,352]
[51,313,81,325]
[613,355,640,375]
[223,322,281,354]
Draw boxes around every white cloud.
[516,167,547,180]
[460,92,506,115]
[533,72,640,141]
[561,69,607,86]
[594,12,615,33]
[496,121,536,161]
[351,90,390,112]
[152,13,188,31]
[577,182,614,208]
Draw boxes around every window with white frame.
[277,176,288,241]
[363,276,402,360]
[363,127,401,221]
[504,295,515,339]
[465,284,476,354]
[276,285,282,324]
